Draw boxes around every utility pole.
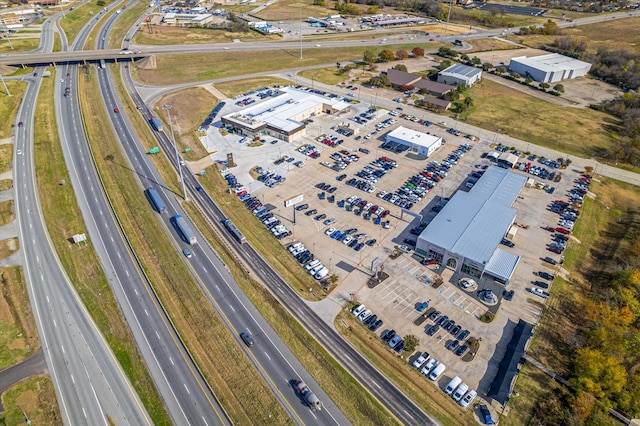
[299,6,303,60]
[163,104,188,201]
[0,71,11,96]
[445,0,454,35]
[1,17,14,50]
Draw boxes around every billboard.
[284,194,304,208]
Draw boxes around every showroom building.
[416,166,527,284]
[221,87,350,142]
[385,126,443,157]
[508,53,592,83]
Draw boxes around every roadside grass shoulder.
[466,79,615,158]
[507,365,561,426]
[0,81,27,138]
[134,26,268,45]
[59,1,110,45]
[0,179,12,190]
[465,38,522,53]
[107,1,147,48]
[0,38,39,53]
[299,68,346,86]
[0,266,39,369]
[0,375,61,425]
[35,71,171,426]
[0,200,15,226]
[87,68,290,424]
[0,237,19,259]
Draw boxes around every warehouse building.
[416,166,527,284]
[497,152,519,169]
[385,126,443,157]
[508,53,592,83]
[437,63,483,87]
[221,87,350,142]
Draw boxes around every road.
[0,349,47,411]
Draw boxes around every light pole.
[0,71,10,97]
[299,6,303,60]
[445,0,454,34]
[0,18,14,50]
[163,104,188,201]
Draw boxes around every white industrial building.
[385,126,443,157]
[416,166,527,284]
[221,87,350,142]
[437,63,483,87]
[508,53,592,83]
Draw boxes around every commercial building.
[221,87,350,142]
[437,63,483,87]
[385,69,455,97]
[497,152,518,169]
[385,126,443,157]
[508,53,592,83]
[416,166,527,284]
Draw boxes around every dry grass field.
[464,37,524,53]
[465,79,616,158]
[214,77,292,98]
[0,81,27,138]
[0,375,61,425]
[134,26,269,45]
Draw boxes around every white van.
[305,259,321,271]
[314,267,329,280]
[452,382,469,402]
[429,363,446,381]
[352,304,366,316]
[309,264,325,275]
[459,389,477,408]
[421,359,438,376]
[444,376,461,395]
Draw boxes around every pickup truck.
[528,287,550,299]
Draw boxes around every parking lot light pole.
[163,104,188,201]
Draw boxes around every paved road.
[0,348,47,411]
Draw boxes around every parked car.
[542,256,557,265]
[412,352,430,369]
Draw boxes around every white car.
[452,382,469,402]
[357,309,372,322]
[342,235,353,245]
[421,358,437,376]
[459,389,477,408]
[325,227,336,235]
[412,352,430,369]
[305,259,321,271]
[314,266,329,280]
[352,304,365,316]
[398,244,411,253]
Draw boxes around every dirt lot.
[203,86,584,397]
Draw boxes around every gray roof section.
[509,53,591,73]
[419,167,526,265]
[439,63,482,79]
[469,166,527,207]
[484,249,520,281]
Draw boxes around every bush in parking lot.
[403,335,419,354]
[479,311,495,323]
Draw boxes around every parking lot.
[206,84,584,398]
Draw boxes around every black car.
[435,315,448,326]
[369,319,383,331]
[295,203,309,211]
[403,239,417,247]
[456,329,470,341]
[381,329,396,342]
[426,324,439,336]
[443,320,455,331]
[532,280,549,289]
[327,186,337,193]
[315,182,325,189]
[454,345,468,356]
[450,325,461,336]
[365,239,377,246]
[445,340,459,351]
[500,238,515,248]
[336,174,347,181]
[364,314,377,326]
[542,256,558,265]
[503,290,514,301]
[305,209,318,216]
[538,271,555,280]
[428,310,441,321]
[240,332,254,347]
[314,213,327,221]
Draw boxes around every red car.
[555,227,570,235]
[114,107,120,113]
[380,209,390,218]
[543,226,556,232]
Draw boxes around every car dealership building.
[385,126,443,157]
[416,166,527,284]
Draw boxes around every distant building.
[419,97,451,110]
[497,152,518,169]
[508,53,591,83]
[384,69,455,96]
[437,63,483,87]
[385,126,443,157]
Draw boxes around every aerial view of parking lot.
[3,0,640,425]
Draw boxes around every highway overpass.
[0,50,148,67]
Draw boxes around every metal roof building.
[385,126,443,157]
[416,166,526,283]
[437,63,483,87]
[508,53,592,83]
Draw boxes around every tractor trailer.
[294,380,322,411]
[171,215,197,245]
[150,116,163,132]
[145,187,166,213]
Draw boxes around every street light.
[163,104,188,201]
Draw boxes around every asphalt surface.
[0,348,47,411]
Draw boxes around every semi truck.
[293,380,322,411]
[172,215,197,245]
[145,187,166,213]
[150,116,163,132]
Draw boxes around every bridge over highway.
[0,50,148,67]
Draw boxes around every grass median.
[83,66,290,425]
[0,81,27,138]
[58,0,111,45]
[35,71,171,426]
[0,375,61,425]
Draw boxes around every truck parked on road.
[145,187,166,213]
[171,215,197,245]
[150,116,163,132]
[293,380,322,411]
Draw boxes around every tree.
[337,3,360,15]
[495,66,506,75]
[482,62,493,71]
[525,77,533,85]
[438,60,452,71]
[541,19,561,35]
[539,82,550,90]
[460,53,470,63]
[395,50,408,60]
[366,6,378,14]
[471,56,481,66]
[403,335,419,354]
[391,64,407,72]
[379,49,395,62]
[312,0,325,5]
[96,0,105,5]
[553,83,565,93]
[411,47,425,57]
[363,50,376,65]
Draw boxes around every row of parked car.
[324,226,376,252]
[253,205,292,240]
[255,167,286,188]
[352,304,384,332]
[299,143,322,159]
[317,134,345,148]
[288,242,329,280]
